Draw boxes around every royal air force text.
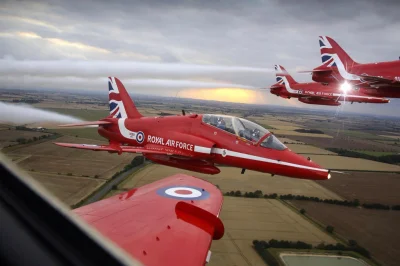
[147,135,194,151]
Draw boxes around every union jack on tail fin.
[319,36,358,69]
[274,65,298,85]
[108,77,142,119]
[58,77,142,127]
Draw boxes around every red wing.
[73,174,224,266]
[53,142,194,157]
[358,74,400,87]
[297,69,333,73]
[269,85,282,89]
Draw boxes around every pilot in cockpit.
[217,117,226,130]
[251,128,261,141]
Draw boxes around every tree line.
[110,156,145,178]
[15,134,55,145]
[224,190,400,211]
[294,128,325,134]
[327,148,400,165]
[253,239,371,266]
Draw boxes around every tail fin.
[108,77,142,119]
[274,65,297,86]
[318,36,358,68]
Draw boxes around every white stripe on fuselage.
[210,148,328,173]
[194,146,212,154]
[118,118,138,140]
[278,76,300,94]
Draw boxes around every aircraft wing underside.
[53,142,196,157]
[358,74,400,88]
[73,174,224,266]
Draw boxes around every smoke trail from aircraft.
[0,76,256,91]
[0,102,84,125]
[0,59,272,78]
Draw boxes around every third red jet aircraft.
[269,65,389,105]
[54,77,331,180]
[304,36,400,98]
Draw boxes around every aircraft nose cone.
[279,151,331,180]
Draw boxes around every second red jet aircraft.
[305,36,400,98]
[270,65,389,105]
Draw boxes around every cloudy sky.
[0,0,399,115]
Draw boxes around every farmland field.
[316,171,400,205]
[291,201,400,266]
[325,130,393,141]
[379,135,400,140]
[301,154,400,172]
[43,108,108,121]
[2,135,136,206]
[352,150,398,156]
[0,128,51,148]
[28,171,105,206]
[291,136,400,153]
[120,164,342,200]
[49,127,105,141]
[286,144,337,155]
[208,197,336,266]
[0,129,47,141]
[3,136,133,179]
[268,125,304,130]
[278,137,305,144]
[273,130,333,138]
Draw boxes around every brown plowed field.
[291,201,400,266]
[316,171,400,205]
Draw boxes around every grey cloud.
[0,0,399,116]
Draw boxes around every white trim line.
[211,148,328,173]
[194,146,212,154]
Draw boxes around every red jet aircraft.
[302,36,400,98]
[54,77,331,180]
[74,173,224,266]
[270,65,390,106]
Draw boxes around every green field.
[44,108,108,121]
[49,128,105,141]
[351,150,398,157]
[327,129,394,141]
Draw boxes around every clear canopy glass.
[202,114,287,150]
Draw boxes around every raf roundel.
[157,185,210,200]
[136,131,145,144]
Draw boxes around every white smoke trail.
[0,102,84,125]
[0,59,272,78]
[0,76,257,91]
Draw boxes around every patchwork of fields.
[1,105,399,266]
[209,197,337,266]
[119,164,342,200]
[316,171,400,205]
[302,154,400,172]
[291,201,400,266]
[3,135,134,206]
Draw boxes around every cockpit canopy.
[202,114,287,150]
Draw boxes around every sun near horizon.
[179,88,263,104]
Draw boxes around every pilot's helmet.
[253,128,260,137]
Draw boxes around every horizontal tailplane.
[57,121,113,127]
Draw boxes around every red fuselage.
[270,82,389,104]
[97,114,330,180]
[312,61,400,98]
